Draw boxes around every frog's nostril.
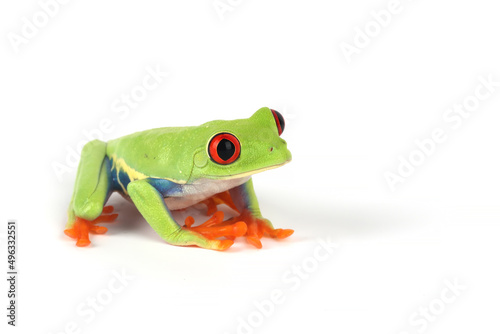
[269,147,274,152]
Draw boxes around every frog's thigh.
[70,140,112,222]
[127,180,221,249]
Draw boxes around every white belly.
[164,176,250,211]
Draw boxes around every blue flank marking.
[109,156,182,196]
[146,178,183,197]
[103,157,113,200]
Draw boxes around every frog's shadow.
[105,195,158,239]
[263,195,437,242]
[106,193,435,244]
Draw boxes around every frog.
[64,107,293,251]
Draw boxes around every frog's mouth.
[207,160,291,180]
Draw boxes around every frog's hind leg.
[64,140,116,247]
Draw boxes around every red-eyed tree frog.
[64,107,293,251]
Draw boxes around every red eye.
[208,133,241,165]
[270,109,285,136]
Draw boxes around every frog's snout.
[268,139,286,154]
[269,139,292,163]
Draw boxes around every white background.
[1,1,499,333]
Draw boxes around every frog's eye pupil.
[217,139,235,161]
[270,109,285,136]
[209,133,240,165]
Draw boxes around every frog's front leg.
[127,179,233,251]
[228,178,294,248]
[64,140,117,247]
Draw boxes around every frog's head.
[189,107,292,181]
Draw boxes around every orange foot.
[183,211,247,241]
[64,206,118,247]
[183,209,293,249]
[224,210,294,249]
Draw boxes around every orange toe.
[197,211,225,228]
[270,228,294,239]
[93,213,118,223]
[246,236,262,249]
[184,216,195,228]
[102,205,114,214]
[90,226,108,234]
[231,221,248,237]
[64,228,77,238]
[76,238,91,247]
[215,239,234,251]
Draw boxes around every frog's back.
[108,126,190,144]
[106,126,198,182]
[107,126,193,156]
